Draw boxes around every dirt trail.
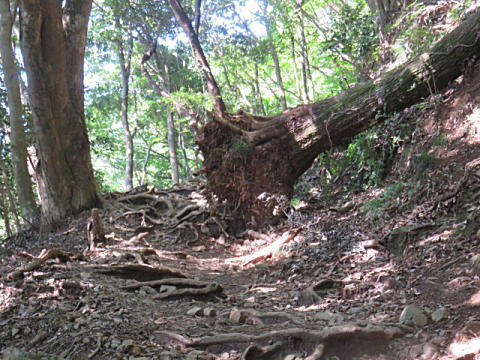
[2,48,480,360]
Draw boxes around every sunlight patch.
[448,337,480,357]
[467,106,480,142]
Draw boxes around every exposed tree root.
[6,248,74,281]
[230,308,304,326]
[156,324,404,352]
[304,344,325,360]
[104,183,234,242]
[120,277,223,299]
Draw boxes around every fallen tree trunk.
[196,9,480,224]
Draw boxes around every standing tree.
[20,0,99,226]
[0,0,39,224]
[114,16,136,191]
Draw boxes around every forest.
[1,0,480,359]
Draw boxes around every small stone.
[430,336,447,345]
[226,295,237,303]
[11,328,20,337]
[110,338,121,349]
[347,306,363,314]
[187,306,204,316]
[313,310,344,324]
[122,339,134,347]
[408,344,423,358]
[159,351,174,360]
[361,240,380,249]
[431,308,446,322]
[399,305,428,327]
[284,355,297,360]
[187,350,204,360]
[471,254,480,265]
[203,307,216,317]
[313,311,336,322]
[160,285,176,293]
[140,286,157,295]
[229,308,248,324]
[421,343,438,360]
[192,245,206,252]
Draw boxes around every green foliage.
[449,0,473,21]
[322,1,379,81]
[390,1,449,59]
[432,135,448,147]
[315,124,403,192]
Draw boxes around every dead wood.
[198,10,480,224]
[87,208,106,251]
[245,230,270,241]
[154,282,222,299]
[158,323,404,347]
[122,278,216,290]
[125,231,150,244]
[90,263,188,281]
[227,228,302,266]
[6,248,73,281]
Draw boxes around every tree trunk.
[253,61,266,115]
[177,125,192,179]
[198,9,480,223]
[115,22,135,191]
[167,107,180,184]
[0,0,39,225]
[365,0,401,28]
[296,6,314,101]
[20,0,99,226]
[168,0,227,118]
[263,1,287,111]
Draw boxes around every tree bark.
[140,47,181,185]
[115,20,135,191]
[167,107,180,184]
[0,0,39,225]
[263,0,288,111]
[193,0,202,35]
[365,0,400,28]
[20,0,99,226]
[198,9,480,223]
[168,0,227,119]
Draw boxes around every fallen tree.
[169,2,480,224]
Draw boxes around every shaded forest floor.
[3,47,480,360]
